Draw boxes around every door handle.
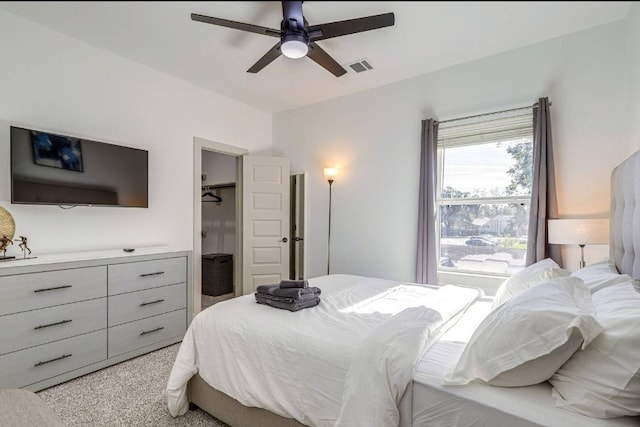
[278,237,288,243]
[293,237,304,241]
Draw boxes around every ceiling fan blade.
[191,13,281,38]
[247,42,283,73]
[307,13,395,41]
[307,42,347,77]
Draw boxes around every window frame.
[435,117,533,278]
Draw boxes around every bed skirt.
[187,374,307,427]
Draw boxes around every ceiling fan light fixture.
[192,2,395,76]
[281,33,309,59]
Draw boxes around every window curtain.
[526,97,561,265]
[417,119,439,284]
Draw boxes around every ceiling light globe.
[281,36,308,59]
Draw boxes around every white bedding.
[412,298,640,427]
[167,274,481,426]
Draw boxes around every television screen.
[10,126,148,207]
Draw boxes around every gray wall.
[0,9,271,257]
[273,22,628,279]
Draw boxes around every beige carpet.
[37,344,228,426]
[201,293,234,310]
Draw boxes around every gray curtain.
[417,119,439,284]
[526,97,562,265]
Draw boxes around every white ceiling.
[0,1,632,113]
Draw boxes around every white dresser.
[0,247,192,391]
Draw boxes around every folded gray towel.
[256,284,321,299]
[255,294,320,312]
[254,291,319,304]
[280,279,309,289]
[256,284,279,294]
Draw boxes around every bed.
[167,150,640,427]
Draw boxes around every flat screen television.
[10,126,148,207]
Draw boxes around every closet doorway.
[193,139,308,316]
[193,137,247,316]
[201,151,237,310]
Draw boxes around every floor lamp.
[324,167,338,275]
[548,218,609,268]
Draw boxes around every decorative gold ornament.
[0,206,16,250]
[0,206,16,252]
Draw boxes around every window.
[437,113,533,275]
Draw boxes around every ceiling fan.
[191,1,395,77]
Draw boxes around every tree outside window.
[437,114,533,275]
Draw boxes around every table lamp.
[548,219,609,268]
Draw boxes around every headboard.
[610,150,640,280]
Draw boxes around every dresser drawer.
[108,309,186,358]
[0,298,106,355]
[108,283,186,327]
[108,257,186,295]
[0,329,107,389]
[0,266,107,315]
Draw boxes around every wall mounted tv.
[10,126,148,207]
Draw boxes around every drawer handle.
[34,285,72,293]
[34,354,72,367]
[140,299,165,307]
[140,326,164,336]
[140,271,165,278]
[34,319,73,330]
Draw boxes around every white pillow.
[550,280,640,418]
[443,276,602,387]
[570,258,631,293]
[492,258,570,309]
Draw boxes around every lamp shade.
[323,167,338,181]
[548,219,609,245]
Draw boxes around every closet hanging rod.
[202,183,236,190]
[436,101,552,125]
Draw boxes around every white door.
[242,156,290,295]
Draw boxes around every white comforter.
[167,274,482,426]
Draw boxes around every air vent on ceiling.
[346,59,374,73]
